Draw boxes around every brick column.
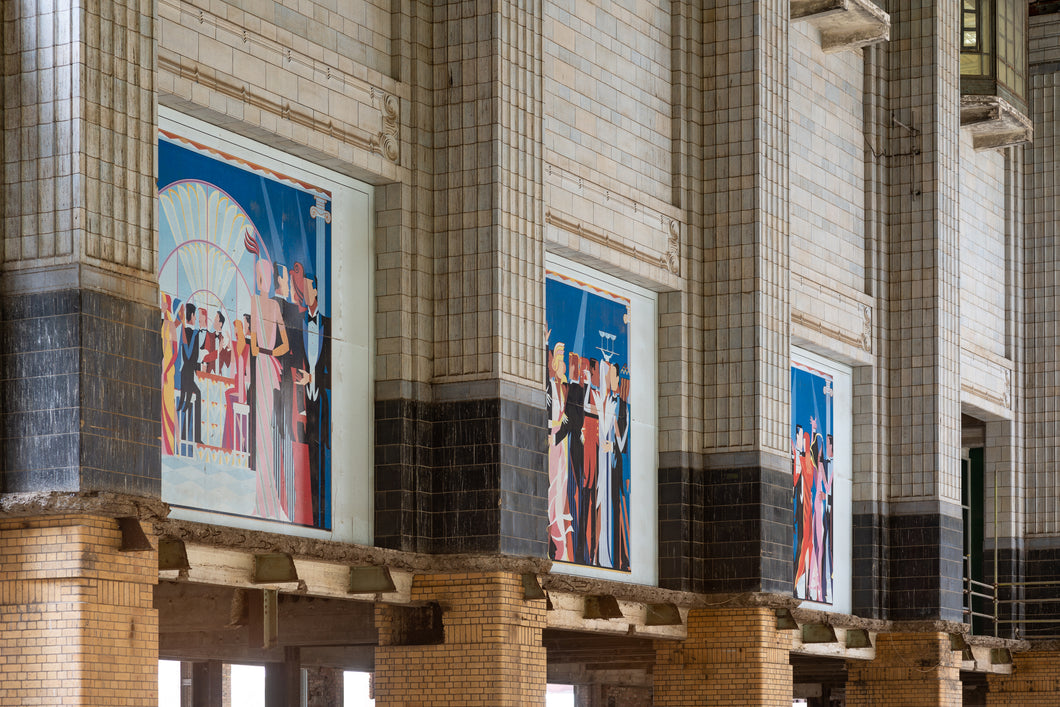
[373,572,547,706]
[986,651,1060,705]
[846,633,961,707]
[653,606,793,706]
[0,514,158,706]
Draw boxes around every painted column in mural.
[791,362,835,603]
[158,132,332,530]
[545,271,632,572]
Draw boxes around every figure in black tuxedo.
[564,353,589,564]
[177,302,203,444]
[298,276,331,528]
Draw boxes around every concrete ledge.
[791,0,890,53]
[0,491,169,521]
[960,95,1034,150]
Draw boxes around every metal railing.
[964,574,1060,639]
[956,450,1060,640]
[963,572,997,634]
[998,580,1060,640]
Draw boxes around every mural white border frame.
[792,346,852,614]
[545,252,659,586]
[159,107,375,544]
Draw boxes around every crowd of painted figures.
[792,416,833,603]
[546,344,631,571]
[161,249,331,529]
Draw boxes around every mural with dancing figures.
[546,271,632,571]
[791,361,835,604]
[158,131,332,529]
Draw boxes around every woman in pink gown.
[547,344,572,561]
[250,258,289,520]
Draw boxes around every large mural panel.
[159,131,332,530]
[791,360,835,604]
[545,271,632,571]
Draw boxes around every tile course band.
[659,452,794,596]
[0,289,161,497]
[374,393,547,556]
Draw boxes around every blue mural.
[791,362,834,603]
[158,132,332,529]
[546,271,631,571]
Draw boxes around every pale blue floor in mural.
[162,454,257,519]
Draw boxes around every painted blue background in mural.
[546,272,632,571]
[158,134,332,530]
[158,138,330,316]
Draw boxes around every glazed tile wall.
[661,0,706,457]
[156,0,404,186]
[430,0,545,385]
[374,179,434,387]
[160,0,391,86]
[851,42,888,513]
[0,290,161,495]
[1030,11,1060,65]
[789,22,866,296]
[885,0,963,505]
[1019,16,1060,611]
[543,0,673,205]
[1025,13,1060,537]
[702,0,790,456]
[2,0,156,296]
[958,135,1007,360]
[375,1,434,388]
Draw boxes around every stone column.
[851,39,890,620]
[1,0,160,495]
[373,572,547,706]
[657,0,707,593]
[306,667,343,707]
[374,0,548,557]
[984,416,1024,637]
[654,607,794,707]
[373,0,439,552]
[883,0,965,622]
[0,514,158,706]
[846,633,962,707]
[695,0,793,595]
[0,4,160,700]
[1022,3,1060,640]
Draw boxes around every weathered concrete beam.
[546,664,653,688]
[791,625,876,660]
[158,543,415,603]
[960,95,1033,151]
[160,629,374,670]
[791,0,890,53]
[547,591,688,639]
[156,582,378,646]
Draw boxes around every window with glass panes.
[963,0,981,50]
[959,0,1027,111]
[996,0,1025,101]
